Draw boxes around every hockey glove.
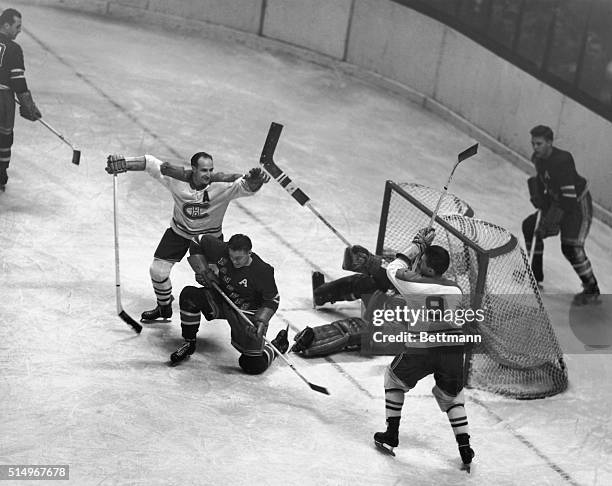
[413,227,436,250]
[244,167,270,192]
[291,326,315,353]
[527,176,547,210]
[195,268,220,288]
[16,91,41,121]
[535,205,563,240]
[341,245,383,275]
[247,307,274,339]
[105,155,128,174]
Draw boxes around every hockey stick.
[259,122,351,247]
[428,143,479,228]
[14,99,81,165]
[210,281,330,395]
[528,210,542,267]
[112,174,142,333]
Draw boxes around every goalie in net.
[294,182,568,400]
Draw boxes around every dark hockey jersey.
[0,33,27,93]
[190,235,280,312]
[532,147,587,212]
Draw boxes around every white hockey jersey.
[144,155,253,239]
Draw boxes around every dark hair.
[424,245,450,276]
[227,234,252,253]
[190,151,213,168]
[530,125,554,141]
[0,8,21,26]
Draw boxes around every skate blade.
[374,440,396,457]
[140,317,173,323]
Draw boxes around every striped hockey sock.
[180,310,201,340]
[152,276,173,306]
[385,388,405,421]
[447,404,469,436]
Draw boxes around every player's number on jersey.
[425,296,445,313]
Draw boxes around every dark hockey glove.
[535,205,563,239]
[412,227,435,251]
[16,91,41,121]
[342,245,383,275]
[195,268,220,288]
[527,176,547,209]
[244,167,270,192]
[248,307,274,339]
[290,327,315,353]
[105,155,128,174]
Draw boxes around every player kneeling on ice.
[171,233,289,375]
[371,229,474,471]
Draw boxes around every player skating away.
[372,229,474,471]
[105,153,269,322]
[522,125,600,305]
[171,233,289,374]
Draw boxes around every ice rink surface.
[1,5,612,485]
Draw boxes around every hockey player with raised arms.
[371,229,474,471]
[170,233,288,374]
[105,152,269,322]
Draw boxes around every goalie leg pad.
[433,385,465,413]
[314,275,377,305]
[294,317,368,357]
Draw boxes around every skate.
[170,340,196,364]
[456,433,475,473]
[311,271,325,307]
[141,298,174,322]
[271,326,290,355]
[373,430,398,457]
[573,282,601,306]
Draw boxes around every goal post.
[376,181,568,399]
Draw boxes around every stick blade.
[458,143,478,162]
[72,150,81,165]
[309,382,330,395]
[119,310,142,333]
[260,122,283,164]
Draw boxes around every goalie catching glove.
[16,91,42,121]
[342,245,383,275]
[244,167,270,192]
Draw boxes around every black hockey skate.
[311,271,325,307]
[271,327,290,355]
[141,298,173,322]
[572,282,601,306]
[456,433,475,473]
[373,430,399,457]
[170,340,196,364]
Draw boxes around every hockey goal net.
[376,181,568,399]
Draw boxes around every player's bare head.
[420,245,450,277]
[530,125,554,158]
[227,234,253,268]
[190,151,213,187]
[0,8,22,39]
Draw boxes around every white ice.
[1,5,611,486]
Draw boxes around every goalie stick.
[259,122,351,247]
[211,281,330,396]
[112,174,142,333]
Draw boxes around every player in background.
[0,8,42,192]
[372,229,475,471]
[522,125,600,305]
[171,233,288,374]
[105,152,269,321]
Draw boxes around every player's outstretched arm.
[105,155,146,175]
[211,172,242,183]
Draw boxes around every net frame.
[375,181,568,399]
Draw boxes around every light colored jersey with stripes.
[144,155,253,239]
